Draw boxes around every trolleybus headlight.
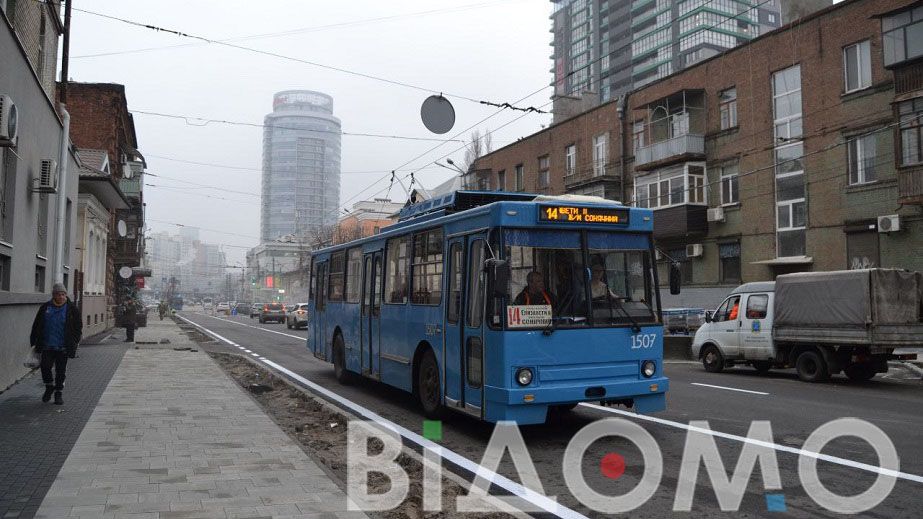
[516,368,534,386]
[642,360,656,378]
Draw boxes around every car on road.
[235,302,251,315]
[216,302,231,315]
[286,303,309,329]
[259,303,286,324]
[249,303,262,318]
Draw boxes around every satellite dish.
[117,220,127,237]
[421,95,455,134]
[119,266,133,279]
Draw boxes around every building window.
[538,155,550,188]
[772,65,802,141]
[497,170,506,191]
[345,248,361,303]
[565,144,576,176]
[385,236,410,304]
[633,121,646,152]
[593,134,608,176]
[719,87,737,130]
[411,228,443,305]
[35,265,46,293]
[720,162,739,205]
[515,164,524,191]
[848,133,877,184]
[719,242,741,284]
[883,7,923,67]
[898,98,923,166]
[842,41,872,94]
[0,253,9,291]
[0,149,16,243]
[634,163,706,209]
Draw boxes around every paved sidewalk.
[33,319,366,519]
[0,335,128,519]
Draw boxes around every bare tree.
[462,129,493,172]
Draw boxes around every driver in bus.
[514,271,557,308]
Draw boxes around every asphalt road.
[180,310,923,518]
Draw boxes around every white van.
[691,282,776,375]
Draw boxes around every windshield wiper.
[542,316,586,336]
[604,294,642,334]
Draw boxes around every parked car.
[259,303,286,324]
[216,302,231,315]
[692,269,922,382]
[249,303,262,319]
[286,303,309,329]
[235,302,251,315]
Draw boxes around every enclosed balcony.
[634,90,706,170]
[898,164,923,205]
[633,163,708,239]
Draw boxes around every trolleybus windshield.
[503,229,657,330]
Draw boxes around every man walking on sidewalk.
[122,298,138,342]
[30,283,82,405]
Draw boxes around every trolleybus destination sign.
[538,204,629,225]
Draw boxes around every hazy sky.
[67,0,554,265]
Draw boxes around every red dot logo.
[600,453,626,480]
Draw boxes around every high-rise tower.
[261,90,341,242]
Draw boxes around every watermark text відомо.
[347,417,899,514]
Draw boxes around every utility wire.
[72,6,546,113]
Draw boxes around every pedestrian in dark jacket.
[122,299,137,342]
[30,283,82,405]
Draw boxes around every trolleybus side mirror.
[487,259,510,297]
[669,261,681,295]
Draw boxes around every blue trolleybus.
[308,191,678,424]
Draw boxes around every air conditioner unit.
[877,214,900,233]
[707,207,725,222]
[0,94,18,147]
[686,243,704,258]
[33,159,58,193]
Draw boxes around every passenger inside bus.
[513,271,558,308]
[590,263,621,300]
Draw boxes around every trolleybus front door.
[313,262,328,360]
[444,234,486,418]
[360,251,383,378]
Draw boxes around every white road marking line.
[690,382,769,395]
[203,314,305,341]
[580,403,923,485]
[176,314,586,519]
[243,349,252,353]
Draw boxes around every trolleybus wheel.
[333,335,353,384]
[417,349,443,418]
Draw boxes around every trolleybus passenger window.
[346,248,362,303]
[411,228,444,305]
[467,241,486,328]
[328,252,345,301]
[447,242,463,324]
[385,236,410,304]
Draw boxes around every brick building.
[473,0,923,294]
[65,83,147,318]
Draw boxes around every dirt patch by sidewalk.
[210,352,511,519]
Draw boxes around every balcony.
[119,176,141,201]
[898,164,923,205]
[652,204,708,240]
[635,133,705,169]
[565,162,623,190]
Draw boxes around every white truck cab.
[692,282,776,373]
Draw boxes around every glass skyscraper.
[261,90,341,242]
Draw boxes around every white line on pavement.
[201,313,306,341]
[690,382,769,395]
[176,314,587,519]
[580,403,923,485]
[243,349,252,353]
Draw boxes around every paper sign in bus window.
[507,305,552,328]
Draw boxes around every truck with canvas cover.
[691,269,922,382]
